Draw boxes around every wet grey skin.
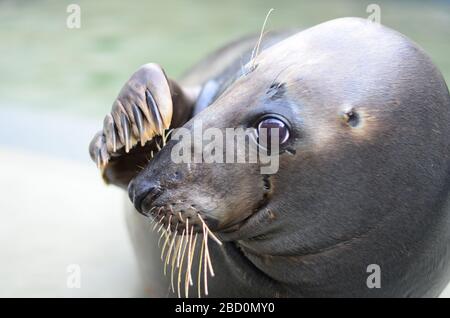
[89,18,450,297]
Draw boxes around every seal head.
[128,18,450,297]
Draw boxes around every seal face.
[91,17,450,297]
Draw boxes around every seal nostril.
[343,108,360,127]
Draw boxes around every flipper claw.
[146,89,164,135]
[132,104,146,145]
[121,113,132,153]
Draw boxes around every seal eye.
[257,117,290,145]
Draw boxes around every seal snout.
[128,176,216,234]
[128,178,160,215]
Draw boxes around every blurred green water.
[0,0,449,118]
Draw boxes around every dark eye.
[257,117,290,147]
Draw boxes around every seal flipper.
[89,63,199,188]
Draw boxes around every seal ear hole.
[343,109,360,128]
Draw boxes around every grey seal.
[89,17,450,297]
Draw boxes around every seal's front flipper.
[89,63,199,189]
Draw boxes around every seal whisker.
[165,223,179,276]
[157,220,165,233]
[158,216,170,246]
[203,225,209,296]
[203,225,215,277]
[160,230,171,263]
[198,214,222,246]
[152,215,163,231]
[171,233,182,293]
[184,218,190,265]
[189,232,198,287]
[165,221,178,262]
[158,228,168,246]
[176,229,185,268]
[177,228,189,298]
[160,215,173,262]
[152,209,164,229]
[197,234,205,298]
[250,8,274,69]
[155,207,163,219]
[184,223,192,297]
